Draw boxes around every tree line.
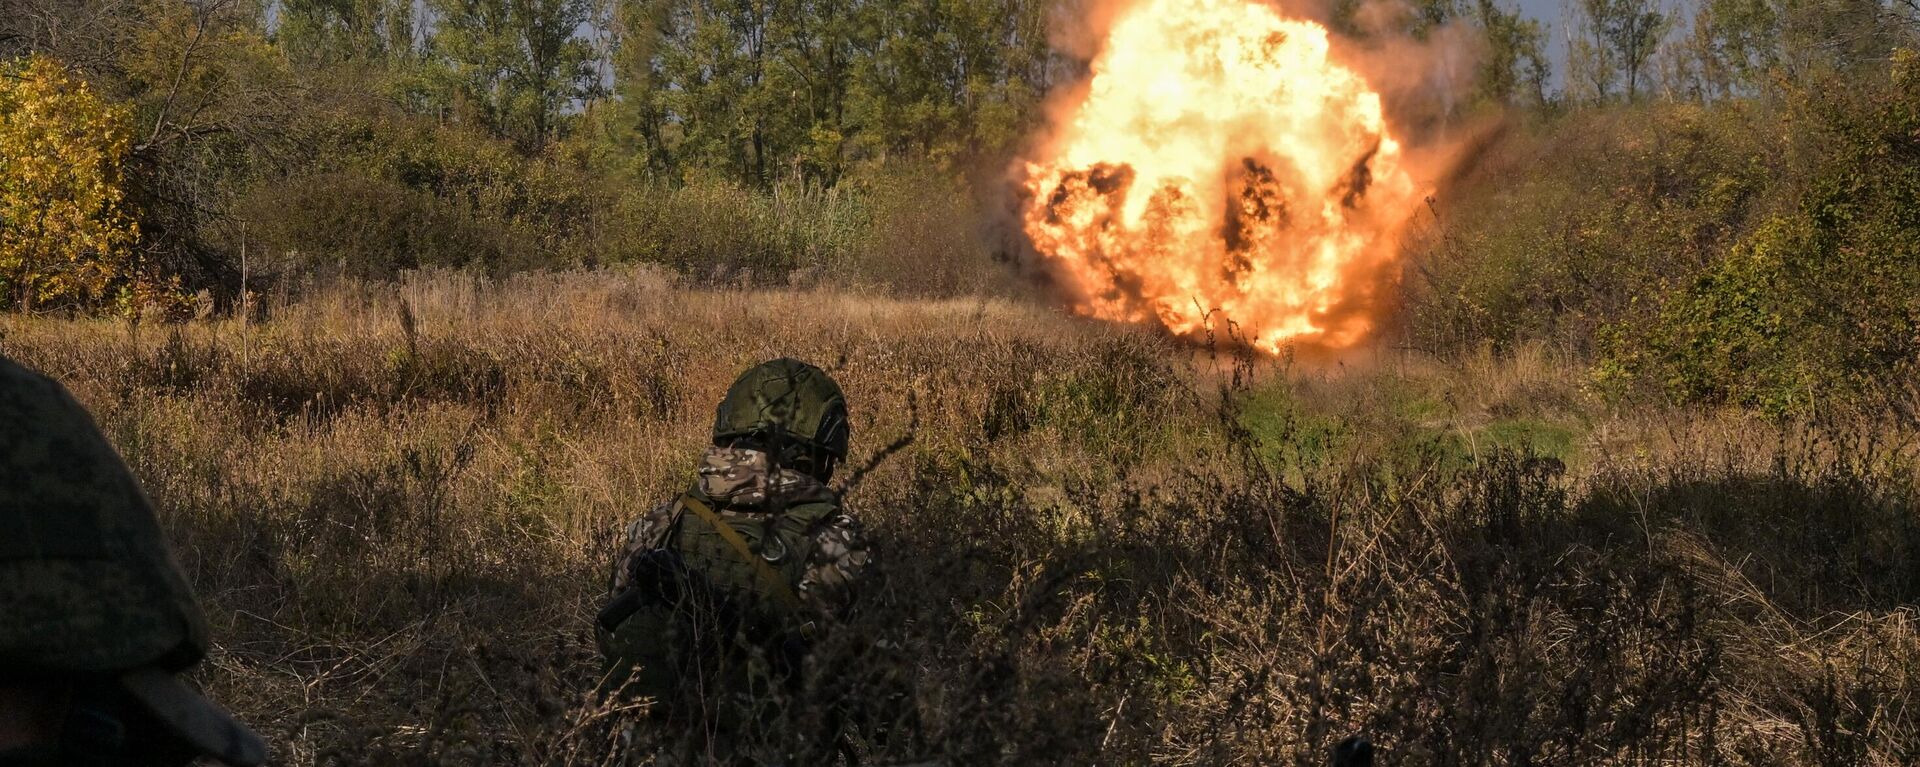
[0,0,1913,316]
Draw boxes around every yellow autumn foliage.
[0,55,141,310]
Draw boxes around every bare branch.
[142,0,216,151]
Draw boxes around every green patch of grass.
[1236,381,1350,479]
[1380,427,1477,485]
[1481,418,1580,460]
[1395,393,1452,424]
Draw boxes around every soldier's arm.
[609,500,680,595]
[799,511,871,616]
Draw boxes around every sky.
[1515,0,1573,92]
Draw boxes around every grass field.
[4,270,1917,765]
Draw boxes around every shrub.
[1403,103,1772,354]
[0,55,147,311]
[596,178,864,281]
[242,172,532,278]
[837,162,1013,297]
[235,117,1006,295]
[1600,58,1920,413]
[239,120,608,280]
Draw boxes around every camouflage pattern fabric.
[612,446,870,615]
[695,445,828,508]
[0,356,208,674]
[0,354,266,766]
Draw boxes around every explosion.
[1020,0,1422,352]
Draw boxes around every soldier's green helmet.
[712,359,850,469]
[0,356,267,766]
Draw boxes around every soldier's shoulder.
[648,495,684,521]
[792,495,858,530]
[624,496,685,546]
[808,505,866,555]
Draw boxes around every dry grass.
[2,270,1916,765]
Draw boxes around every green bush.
[1405,104,1772,354]
[241,119,598,278]
[233,115,1006,293]
[243,172,533,277]
[1599,59,1920,413]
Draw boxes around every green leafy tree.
[116,0,291,291]
[843,0,1051,170]
[1602,52,1920,412]
[605,0,1053,185]
[277,0,419,67]
[651,0,787,182]
[428,0,599,149]
[771,0,863,182]
[599,0,675,175]
[1685,0,1779,97]
[1410,0,1465,36]
[1568,0,1669,101]
[1474,0,1551,105]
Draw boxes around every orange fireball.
[1021,0,1420,352]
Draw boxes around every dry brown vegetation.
[3,270,1918,765]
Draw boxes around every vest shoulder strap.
[676,493,809,618]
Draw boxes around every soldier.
[0,355,267,766]
[596,358,870,757]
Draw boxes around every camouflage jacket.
[612,446,870,616]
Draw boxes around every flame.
[1020,0,1420,352]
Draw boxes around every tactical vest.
[597,490,838,702]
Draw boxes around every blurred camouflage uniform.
[597,358,870,714]
[0,355,266,766]
[611,445,869,616]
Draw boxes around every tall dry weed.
[1,273,1914,765]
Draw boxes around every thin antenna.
[239,221,249,367]
[835,389,918,497]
